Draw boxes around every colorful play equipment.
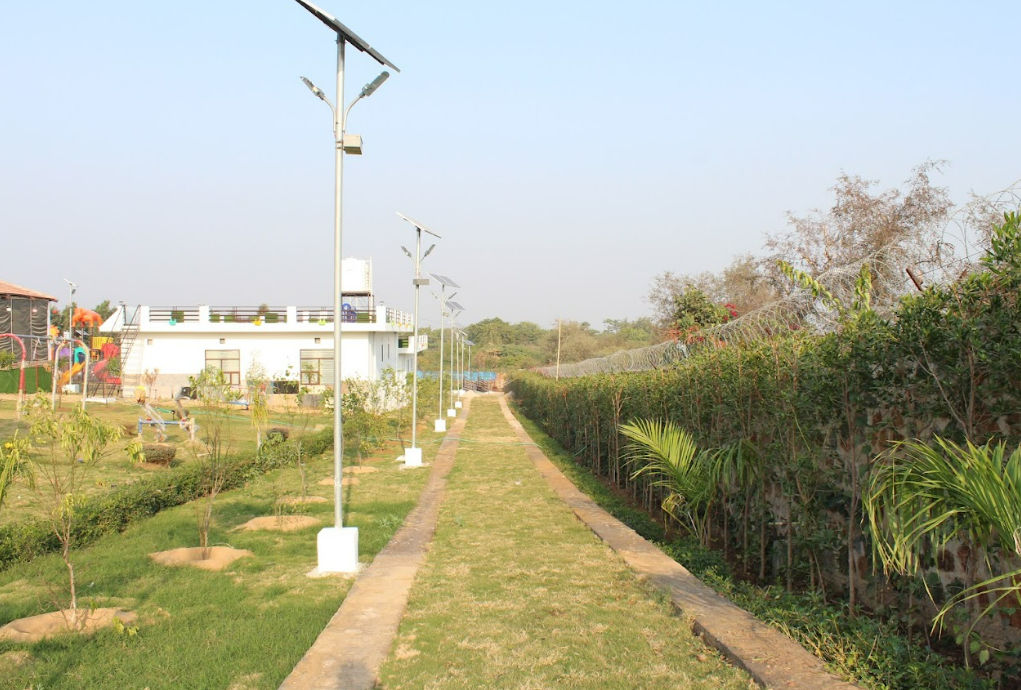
[0,333,27,417]
[137,397,196,442]
[49,337,89,410]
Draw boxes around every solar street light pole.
[293,0,398,573]
[396,213,439,465]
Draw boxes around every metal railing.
[149,307,200,323]
[208,306,288,324]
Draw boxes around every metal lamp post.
[396,212,439,466]
[293,0,398,574]
[446,302,463,416]
[430,275,458,431]
[62,279,76,339]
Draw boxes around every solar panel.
[431,274,459,288]
[447,301,464,312]
[396,211,441,238]
[293,0,400,72]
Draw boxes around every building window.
[300,349,334,386]
[205,349,241,386]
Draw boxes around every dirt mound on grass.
[237,516,320,532]
[149,546,252,571]
[343,463,379,473]
[277,495,329,505]
[0,608,137,643]
[318,477,359,487]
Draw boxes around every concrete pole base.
[454,400,463,409]
[316,526,359,573]
[447,408,456,417]
[434,418,447,432]
[404,447,423,467]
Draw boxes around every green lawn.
[0,396,330,525]
[0,423,438,689]
[378,396,753,689]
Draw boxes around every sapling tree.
[0,431,30,512]
[246,361,270,449]
[24,395,141,628]
[191,366,240,558]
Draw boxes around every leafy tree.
[246,361,270,448]
[669,287,732,332]
[24,395,141,627]
[0,432,30,512]
[766,162,952,304]
[189,366,240,557]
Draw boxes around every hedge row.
[508,215,1021,606]
[0,427,334,572]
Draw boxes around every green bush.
[141,443,177,465]
[514,405,995,690]
[0,429,333,572]
[508,214,1021,660]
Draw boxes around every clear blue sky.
[2,1,1019,328]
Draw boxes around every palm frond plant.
[619,419,719,545]
[864,436,1021,664]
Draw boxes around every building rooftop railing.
[140,305,413,328]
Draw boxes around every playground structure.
[49,308,124,406]
[0,333,28,417]
[136,396,196,443]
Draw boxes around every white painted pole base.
[316,526,359,573]
[454,400,463,409]
[434,418,447,432]
[447,408,456,417]
[404,446,423,467]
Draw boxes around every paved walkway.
[280,393,858,689]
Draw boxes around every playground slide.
[58,361,85,388]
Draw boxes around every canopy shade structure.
[292,0,400,72]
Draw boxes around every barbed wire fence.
[537,181,1021,379]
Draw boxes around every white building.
[100,259,426,399]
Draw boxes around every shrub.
[141,443,177,465]
[0,429,332,572]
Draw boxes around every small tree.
[246,361,270,449]
[24,396,140,627]
[0,431,30,512]
[190,367,239,558]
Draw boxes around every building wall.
[125,330,409,399]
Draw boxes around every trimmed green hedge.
[0,427,333,571]
[508,214,1021,606]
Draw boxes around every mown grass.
[0,422,438,689]
[507,400,996,690]
[0,397,330,525]
[378,395,753,689]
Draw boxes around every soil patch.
[278,495,329,505]
[149,546,252,571]
[0,608,137,643]
[237,516,320,532]
[318,477,359,487]
[343,466,379,475]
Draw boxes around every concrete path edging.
[498,395,860,690]
[279,398,473,690]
